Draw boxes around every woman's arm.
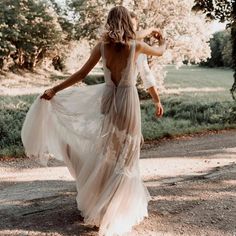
[136,27,161,40]
[40,42,101,100]
[53,42,101,93]
[136,52,164,117]
[148,86,164,118]
[136,36,166,57]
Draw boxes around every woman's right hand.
[40,88,56,100]
[157,33,166,46]
[155,102,164,118]
[151,28,162,39]
[150,31,166,49]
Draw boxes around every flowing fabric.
[21,40,152,236]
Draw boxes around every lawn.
[163,65,234,102]
[165,65,233,90]
[0,65,236,157]
[140,65,236,140]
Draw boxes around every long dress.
[21,40,152,236]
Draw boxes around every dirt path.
[0,130,236,236]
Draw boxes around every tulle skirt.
[21,83,151,236]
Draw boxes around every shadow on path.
[0,163,235,236]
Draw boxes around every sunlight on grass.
[165,65,234,90]
[0,66,236,157]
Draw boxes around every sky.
[210,21,227,33]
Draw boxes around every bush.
[0,95,37,157]
[83,74,105,85]
[141,98,236,140]
[201,30,233,68]
[1,94,236,158]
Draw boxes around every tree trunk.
[31,48,43,69]
[230,2,236,100]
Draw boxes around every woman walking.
[21,6,166,236]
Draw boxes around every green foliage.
[49,0,75,40]
[192,0,236,99]
[0,0,62,70]
[165,65,234,97]
[50,74,69,81]
[141,98,236,140]
[0,66,235,157]
[68,0,119,42]
[83,74,105,85]
[1,91,236,157]
[0,95,37,157]
[192,0,233,22]
[69,0,103,41]
[200,30,233,68]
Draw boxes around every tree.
[200,30,232,67]
[68,0,123,42]
[50,0,75,41]
[222,32,233,67]
[68,0,212,90]
[192,0,236,100]
[0,0,62,70]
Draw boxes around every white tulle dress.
[21,40,152,236]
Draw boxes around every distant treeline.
[201,30,233,68]
[0,0,62,71]
[0,0,233,72]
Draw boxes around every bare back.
[101,41,136,87]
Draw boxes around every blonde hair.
[103,6,136,44]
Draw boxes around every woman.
[21,6,166,236]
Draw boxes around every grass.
[165,65,234,90]
[0,95,37,157]
[0,65,236,157]
[140,65,236,139]
[141,96,236,140]
[83,74,105,85]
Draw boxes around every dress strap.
[100,41,105,59]
[131,40,136,52]
[129,40,136,69]
[133,40,136,56]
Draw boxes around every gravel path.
[0,130,236,236]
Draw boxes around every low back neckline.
[100,40,136,88]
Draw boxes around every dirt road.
[0,130,236,236]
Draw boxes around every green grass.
[165,65,234,89]
[139,65,236,139]
[0,95,38,157]
[50,74,69,81]
[0,66,236,157]
[141,97,236,140]
[83,74,105,85]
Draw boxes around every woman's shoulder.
[134,40,146,52]
[91,41,103,53]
